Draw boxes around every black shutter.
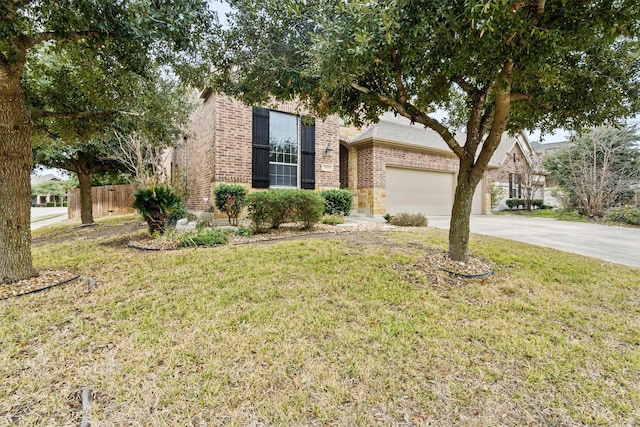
[252,107,270,188]
[300,116,316,190]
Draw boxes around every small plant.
[490,181,506,209]
[389,212,428,227]
[132,185,185,235]
[606,206,640,226]
[322,214,345,225]
[177,228,229,247]
[383,213,394,223]
[236,226,252,237]
[320,189,353,215]
[214,184,248,226]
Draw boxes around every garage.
[385,166,483,216]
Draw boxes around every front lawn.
[2,218,639,425]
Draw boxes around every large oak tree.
[0,0,215,283]
[213,0,640,261]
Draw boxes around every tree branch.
[510,92,531,102]
[30,109,139,119]
[475,59,515,174]
[454,76,475,96]
[390,50,408,104]
[349,80,466,159]
[22,31,101,50]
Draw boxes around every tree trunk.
[76,161,95,225]
[0,71,36,284]
[448,163,481,262]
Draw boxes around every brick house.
[165,92,341,212]
[343,114,542,216]
[167,94,545,217]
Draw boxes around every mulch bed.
[0,271,80,301]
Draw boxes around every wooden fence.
[68,184,138,221]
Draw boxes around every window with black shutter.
[251,108,316,190]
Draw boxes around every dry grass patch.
[1,222,639,425]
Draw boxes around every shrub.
[606,206,640,226]
[532,199,544,209]
[132,185,185,235]
[389,212,428,227]
[45,202,55,207]
[383,213,394,223]
[177,228,229,247]
[320,189,353,215]
[292,190,325,229]
[214,184,247,226]
[247,189,324,232]
[322,214,345,225]
[506,198,524,210]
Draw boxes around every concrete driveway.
[428,215,640,269]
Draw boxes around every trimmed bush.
[390,212,428,227]
[532,199,544,209]
[506,198,524,210]
[214,184,247,226]
[247,189,324,232]
[606,206,640,226]
[132,185,185,235]
[320,189,353,215]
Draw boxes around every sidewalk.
[30,207,69,230]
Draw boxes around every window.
[269,111,298,187]
[509,173,521,198]
[252,107,315,189]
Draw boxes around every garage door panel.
[386,166,482,216]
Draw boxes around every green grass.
[3,220,640,425]
[493,208,587,222]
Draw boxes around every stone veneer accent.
[174,94,341,212]
[353,141,476,215]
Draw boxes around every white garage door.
[385,166,483,216]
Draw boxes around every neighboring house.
[530,140,573,207]
[30,174,66,206]
[168,95,552,218]
[485,133,547,210]
[165,92,341,212]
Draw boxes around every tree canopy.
[213,0,640,261]
[0,0,217,283]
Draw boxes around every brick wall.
[175,94,340,211]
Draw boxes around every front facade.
[345,114,489,216]
[169,97,551,218]
[166,92,341,211]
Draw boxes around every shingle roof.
[350,114,522,167]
